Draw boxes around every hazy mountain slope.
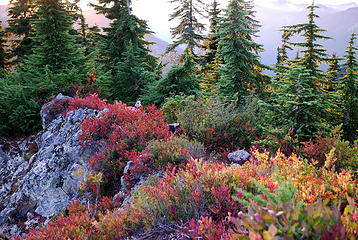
[255,5,358,65]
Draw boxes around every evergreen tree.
[6,0,36,65]
[0,21,8,77]
[22,0,86,80]
[112,41,157,104]
[278,31,293,64]
[167,0,205,54]
[202,0,221,65]
[341,32,358,142]
[92,0,157,102]
[324,53,341,92]
[217,0,267,105]
[262,64,329,141]
[262,3,334,141]
[323,53,343,125]
[281,3,331,81]
[141,49,200,106]
[200,0,222,94]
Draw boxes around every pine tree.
[341,32,358,142]
[167,0,205,54]
[6,0,36,65]
[217,0,267,105]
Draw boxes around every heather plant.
[176,96,258,153]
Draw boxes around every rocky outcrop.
[0,95,103,238]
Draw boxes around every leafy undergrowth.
[23,95,358,240]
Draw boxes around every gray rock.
[0,98,103,238]
[227,150,251,165]
[40,93,71,129]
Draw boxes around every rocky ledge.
[0,94,102,238]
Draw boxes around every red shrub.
[78,101,170,188]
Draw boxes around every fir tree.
[217,0,267,105]
[92,0,157,102]
[323,53,343,125]
[341,31,358,142]
[278,31,293,64]
[202,0,221,65]
[6,0,36,65]
[200,0,222,94]
[141,49,200,106]
[23,0,86,79]
[167,0,205,54]
[0,21,8,77]
[112,41,157,104]
[264,3,333,140]
[262,64,329,141]
[281,3,331,81]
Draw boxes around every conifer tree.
[262,64,329,141]
[281,3,331,81]
[22,0,86,81]
[202,0,221,66]
[217,0,267,105]
[6,0,36,65]
[167,0,205,54]
[263,3,333,141]
[113,41,157,104]
[323,53,343,125]
[200,0,222,94]
[341,32,358,142]
[0,21,8,77]
[92,0,157,102]
[141,49,200,106]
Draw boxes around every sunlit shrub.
[231,181,347,239]
[78,101,169,192]
[176,96,258,153]
[147,136,206,170]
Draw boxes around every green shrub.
[148,136,206,170]
[160,95,187,123]
[176,96,259,153]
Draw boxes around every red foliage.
[78,101,170,181]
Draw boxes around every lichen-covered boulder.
[0,96,104,238]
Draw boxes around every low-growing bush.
[147,136,206,170]
[231,181,348,239]
[24,149,358,239]
[176,96,258,153]
[78,101,170,193]
[160,95,187,123]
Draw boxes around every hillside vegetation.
[0,0,357,239]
